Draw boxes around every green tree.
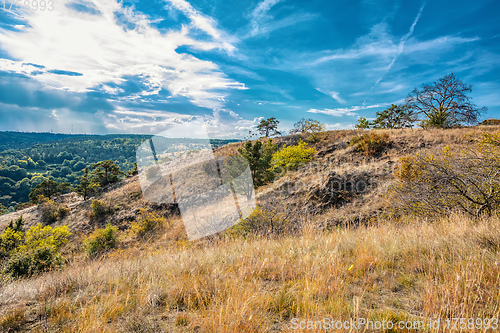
[406,73,486,128]
[76,167,96,200]
[15,178,31,201]
[128,162,138,176]
[91,160,125,187]
[72,161,86,171]
[29,180,71,203]
[238,140,277,187]
[372,104,416,129]
[291,118,326,141]
[257,117,281,138]
[291,118,324,133]
[31,175,49,188]
[17,160,28,169]
[355,117,371,129]
[35,160,46,169]
[1,165,27,181]
[26,157,36,169]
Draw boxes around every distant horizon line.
[0,130,242,140]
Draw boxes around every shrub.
[57,205,70,219]
[388,133,500,217]
[39,198,70,224]
[84,224,119,257]
[2,224,70,278]
[131,209,166,238]
[349,133,391,156]
[271,140,316,173]
[89,199,113,220]
[5,245,65,278]
[228,206,289,237]
[423,107,455,128]
[0,227,23,258]
[481,118,500,126]
[6,215,24,232]
[0,308,26,332]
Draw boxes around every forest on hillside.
[0,133,239,210]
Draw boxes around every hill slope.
[0,126,499,332]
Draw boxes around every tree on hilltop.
[257,117,281,138]
[372,104,416,129]
[406,73,486,128]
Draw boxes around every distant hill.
[0,132,80,151]
[0,132,240,152]
[0,132,240,208]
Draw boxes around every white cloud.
[0,0,246,109]
[307,103,388,117]
[249,0,282,36]
[325,122,352,130]
[312,23,478,67]
[103,106,261,138]
[296,15,481,101]
[104,106,194,133]
[246,0,315,38]
[203,109,263,138]
[330,91,346,104]
[165,0,237,53]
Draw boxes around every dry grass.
[0,213,499,332]
[1,126,500,332]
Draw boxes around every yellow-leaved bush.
[131,209,166,238]
[270,139,316,173]
[83,223,119,258]
[1,223,70,278]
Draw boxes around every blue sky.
[0,0,498,137]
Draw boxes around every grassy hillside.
[0,126,499,332]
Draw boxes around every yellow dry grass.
[1,213,499,332]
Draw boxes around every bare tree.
[389,133,500,217]
[405,73,487,128]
